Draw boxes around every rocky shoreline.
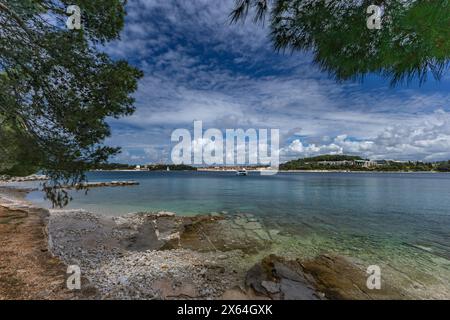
[0,187,96,299]
[0,174,48,183]
[47,209,283,299]
[0,186,410,300]
[62,180,140,189]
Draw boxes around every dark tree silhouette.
[231,0,450,85]
[0,1,143,206]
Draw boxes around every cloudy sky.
[103,0,450,164]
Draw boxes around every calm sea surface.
[26,171,450,295]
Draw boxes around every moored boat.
[236,169,248,176]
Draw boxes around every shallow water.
[26,171,450,298]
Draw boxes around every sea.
[24,171,450,297]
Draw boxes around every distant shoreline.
[1,170,446,185]
[91,169,446,174]
[277,170,444,174]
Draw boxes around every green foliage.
[0,0,143,206]
[436,161,450,172]
[92,163,135,170]
[280,154,446,172]
[0,119,41,176]
[231,0,450,85]
[299,155,363,162]
[280,155,362,170]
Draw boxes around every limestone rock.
[245,255,322,300]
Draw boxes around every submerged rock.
[46,207,408,300]
[261,281,280,294]
[301,254,407,300]
[179,214,272,254]
[245,255,322,300]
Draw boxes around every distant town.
[93,155,450,173]
[279,155,450,172]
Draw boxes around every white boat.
[236,169,248,176]
[166,166,170,171]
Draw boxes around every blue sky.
[104,0,450,164]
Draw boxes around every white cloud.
[282,110,450,161]
[103,0,450,164]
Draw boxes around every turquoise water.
[27,171,450,255]
[27,171,450,296]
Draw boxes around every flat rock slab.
[180,214,272,254]
[245,255,322,300]
[301,254,407,300]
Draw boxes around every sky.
[103,0,450,164]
